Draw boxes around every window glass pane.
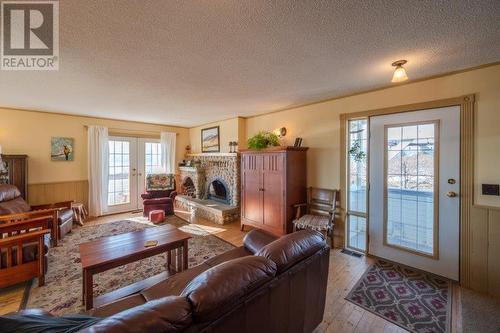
[385,123,436,255]
[347,119,368,251]
[348,216,366,251]
[144,142,163,177]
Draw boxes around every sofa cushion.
[243,229,278,254]
[204,247,251,267]
[82,296,191,333]
[141,263,211,302]
[181,256,277,323]
[90,294,147,318]
[256,230,326,274]
[0,184,21,202]
[0,196,31,215]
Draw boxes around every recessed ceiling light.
[391,60,408,83]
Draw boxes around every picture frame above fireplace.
[201,126,220,153]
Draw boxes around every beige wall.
[189,117,246,153]
[246,64,500,208]
[0,108,190,185]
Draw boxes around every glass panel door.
[137,138,164,208]
[105,137,166,213]
[346,118,368,252]
[368,107,460,280]
[107,137,138,213]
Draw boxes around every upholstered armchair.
[0,184,74,246]
[141,174,177,217]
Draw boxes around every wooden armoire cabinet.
[0,155,28,200]
[240,147,308,236]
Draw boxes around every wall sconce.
[391,60,408,83]
[273,127,287,138]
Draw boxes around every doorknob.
[446,191,458,198]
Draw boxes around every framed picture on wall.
[201,126,220,153]
[51,137,74,161]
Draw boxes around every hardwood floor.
[0,209,464,333]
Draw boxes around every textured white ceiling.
[1,1,499,127]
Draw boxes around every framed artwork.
[51,137,74,161]
[201,126,220,153]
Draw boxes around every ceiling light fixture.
[391,60,408,83]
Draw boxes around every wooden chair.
[0,209,59,247]
[293,187,339,247]
[0,213,52,288]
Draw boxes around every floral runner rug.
[345,260,451,333]
[24,215,235,315]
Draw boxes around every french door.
[107,137,163,214]
[369,107,460,280]
[346,106,460,280]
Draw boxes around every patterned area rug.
[345,261,450,333]
[25,215,235,315]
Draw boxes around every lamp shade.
[391,60,408,83]
[392,66,408,82]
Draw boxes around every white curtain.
[161,132,176,174]
[87,126,109,216]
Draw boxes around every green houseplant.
[247,131,280,150]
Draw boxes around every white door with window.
[107,137,163,214]
[368,107,460,280]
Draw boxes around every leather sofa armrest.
[243,229,278,254]
[140,193,153,200]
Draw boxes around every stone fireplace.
[176,153,240,224]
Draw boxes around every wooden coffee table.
[79,224,191,310]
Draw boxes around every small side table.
[71,202,88,226]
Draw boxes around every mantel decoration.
[229,141,238,153]
[247,131,280,150]
[51,137,74,161]
[201,126,220,153]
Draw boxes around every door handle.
[446,191,458,198]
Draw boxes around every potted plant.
[247,131,280,150]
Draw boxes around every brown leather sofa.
[77,229,329,333]
[0,184,74,245]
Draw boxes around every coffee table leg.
[183,240,188,271]
[82,270,86,305]
[167,250,172,272]
[176,248,181,272]
[84,270,93,310]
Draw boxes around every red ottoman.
[149,209,165,224]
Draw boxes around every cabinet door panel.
[242,154,262,224]
[263,153,284,231]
